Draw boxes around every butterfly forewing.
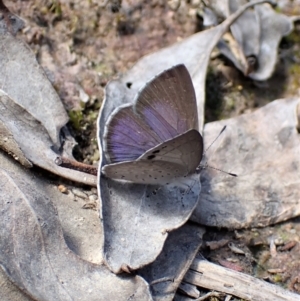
[135,65,198,141]
[103,104,163,163]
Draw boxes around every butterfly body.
[102,64,203,185]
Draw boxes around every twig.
[195,291,224,300]
[184,258,300,301]
[55,157,98,176]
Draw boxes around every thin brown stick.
[55,157,98,176]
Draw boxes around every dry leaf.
[139,223,205,301]
[0,90,97,185]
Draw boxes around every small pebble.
[89,194,98,202]
[228,242,245,255]
[58,185,68,194]
[72,189,87,199]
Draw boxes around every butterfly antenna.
[199,163,237,177]
[200,125,237,177]
[202,125,227,157]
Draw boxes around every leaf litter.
[204,0,299,80]
[0,150,152,301]
[98,0,274,279]
[0,0,298,298]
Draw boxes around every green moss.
[285,31,300,44]
[40,1,62,17]
[282,62,300,96]
[87,110,98,122]
[289,64,300,76]
[94,62,114,75]
[274,6,283,14]
[273,274,283,283]
[48,1,62,16]
[69,110,84,130]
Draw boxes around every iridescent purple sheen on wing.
[103,65,200,172]
[135,64,198,141]
[104,105,163,163]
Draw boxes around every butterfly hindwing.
[102,130,203,185]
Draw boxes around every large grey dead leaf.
[97,0,271,273]
[0,90,96,186]
[0,150,101,298]
[0,31,68,147]
[0,267,34,301]
[138,223,205,301]
[101,173,201,274]
[191,97,300,228]
[0,161,152,301]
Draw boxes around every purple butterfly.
[102,64,203,185]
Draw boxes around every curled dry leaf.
[0,90,97,186]
[0,4,96,185]
[208,0,295,80]
[97,0,271,273]
[191,97,300,228]
[0,160,152,301]
[250,3,294,80]
[0,31,68,147]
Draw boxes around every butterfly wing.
[103,64,198,164]
[102,130,203,185]
[135,64,198,140]
[103,104,163,163]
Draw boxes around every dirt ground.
[6,0,300,299]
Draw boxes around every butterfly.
[102,64,203,185]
